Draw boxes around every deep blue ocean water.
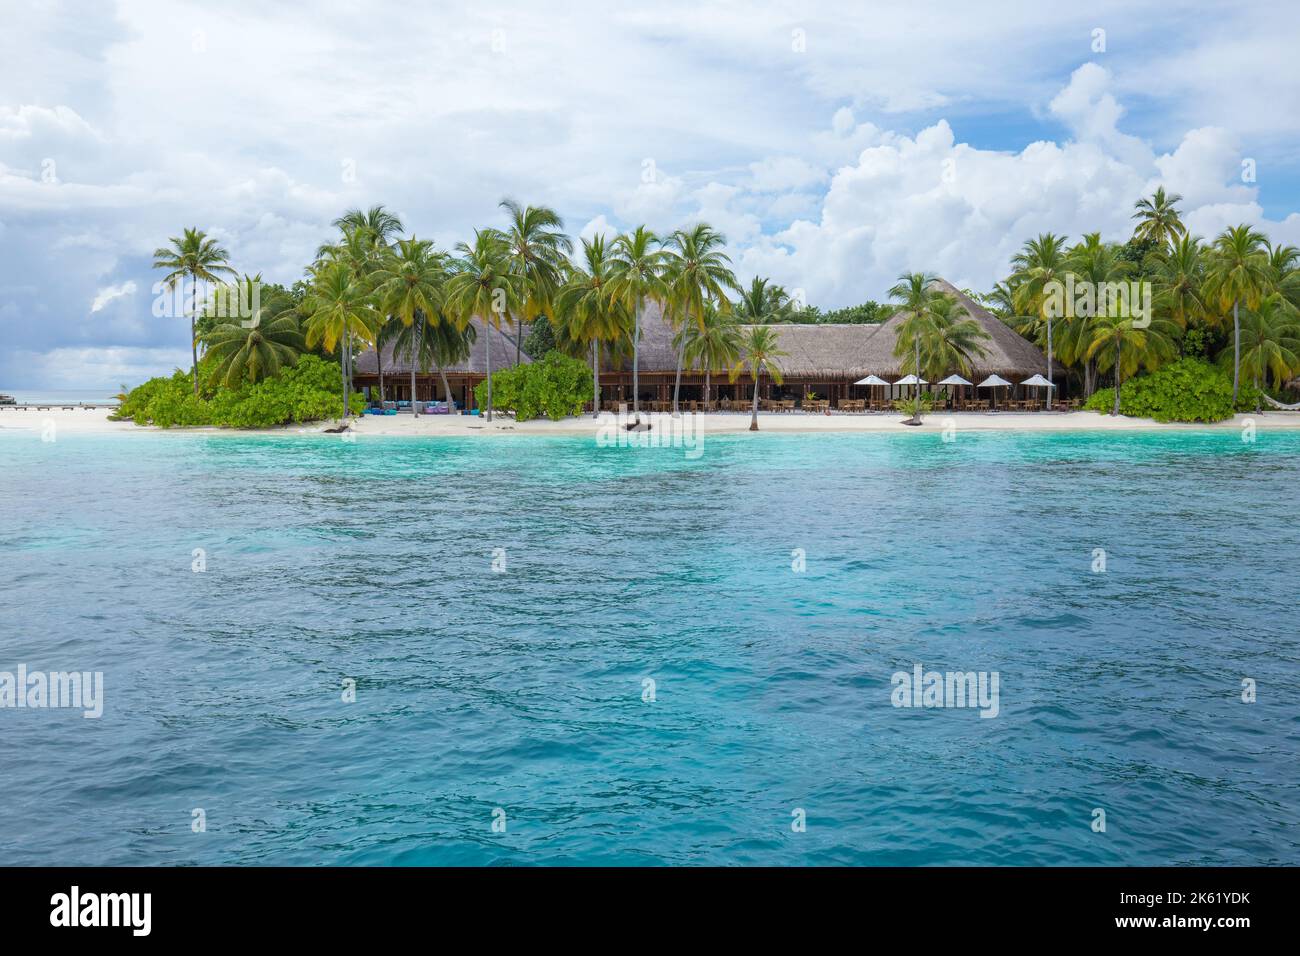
[1,427,1297,865]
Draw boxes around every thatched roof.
[354,317,530,376]
[846,279,1058,379]
[627,278,1055,379]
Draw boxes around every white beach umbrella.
[893,374,928,385]
[853,373,890,408]
[976,374,1012,411]
[936,374,973,408]
[1020,373,1056,410]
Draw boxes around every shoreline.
[4,406,1300,438]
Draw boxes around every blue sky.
[2,0,1299,389]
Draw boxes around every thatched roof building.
[351,277,1059,409]
[624,278,1055,380]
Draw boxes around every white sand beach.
[5,405,1300,438]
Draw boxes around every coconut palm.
[371,238,451,414]
[555,235,628,416]
[1010,233,1070,389]
[301,261,376,420]
[385,309,476,408]
[1220,293,1300,411]
[499,199,572,367]
[1061,234,1136,396]
[1085,312,1180,416]
[152,227,237,395]
[1266,242,1300,312]
[1204,225,1271,403]
[203,309,305,389]
[445,229,522,422]
[662,224,739,414]
[887,272,948,422]
[680,303,743,410]
[1131,187,1187,248]
[729,325,787,431]
[733,276,794,324]
[607,226,669,416]
[910,294,990,381]
[1153,235,1207,330]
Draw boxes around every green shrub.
[113,355,363,428]
[1082,358,1240,422]
[474,349,592,421]
[892,393,935,418]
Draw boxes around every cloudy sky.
[2,0,1299,390]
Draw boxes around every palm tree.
[911,294,990,381]
[607,226,669,417]
[1220,293,1300,411]
[500,199,572,367]
[733,276,794,324]
[555,235,628,416]
[372,238,451,414]
[301,262,376,421]
[203,311,304,389]
[201,277,304,388]
[680,303,743,410]
[662,224,739,414]
[729,326,787,431]
[1266,241,1300,312]
[385,309,476,408]
[1205,225,1271,403]
[445,229,522,422]
[887,272,947,423]
[327,206,405,402]
[1086,312,1180,416]
[152,227,237,395]
[1153,235,1207,330]
[1062,234,1135,396]
[1010,233,1070,390]
[1131,187,1187,248]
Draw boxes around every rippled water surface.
[1,427,1298,865]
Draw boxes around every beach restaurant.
[352,279,1066,412]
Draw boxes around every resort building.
[353,278,1060,411]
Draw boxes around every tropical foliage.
[1082,359,1254,423]
[472,350,593,422]
[113,355,364,429]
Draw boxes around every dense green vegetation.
[112,355,365,429]
[997,188,1300,415]
[473,350,592,421]
[1082,359,1259,422]
[128,183,1298,431]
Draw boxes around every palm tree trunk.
[435,358,453,410]
[376,337,385,404]
[912,336,922,424]
[340,342,349,420]
[486,321,493,423]
[190,269,200,396]
[672,331,686,415]
[1112,340,1121,416]
[1232,299,1241,404]
[591,340,600,418]
[632,298,641,417]
[750,369,760,431]
[1046,315,1054,390]
[516,316,523,367]
[705,368,711,411]
[410,320,422,418]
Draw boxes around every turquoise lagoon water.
[1,427,1297,866]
